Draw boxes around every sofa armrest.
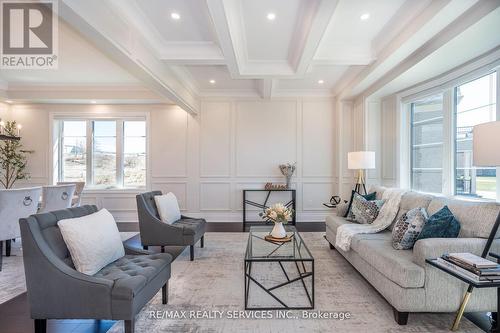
[412,238,488,267]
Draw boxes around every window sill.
[82,187,147,195]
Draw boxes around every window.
[410,94,444,193]
[455,73,497,199]
[56,119,147,189]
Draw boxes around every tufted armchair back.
[23,205,99,267]
[0,187,42,241]
[137,190,162,220]
[39,184,76,213]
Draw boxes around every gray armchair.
[136,191,206,261]
[19,205,172,333]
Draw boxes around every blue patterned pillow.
[417,205,460,240]
[392,207,428,250]
[344,190,377,218]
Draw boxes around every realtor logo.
[1,0,58,69]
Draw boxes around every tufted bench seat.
[94,253,172,300]
[20,205,172,333]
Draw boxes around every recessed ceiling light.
[90,100,96,104]
[318,80,324,85]
[209,79,216,84]
[5,100,12,104]
[267,13,276,21]
[360,13,370,21]
[171,12,180,20]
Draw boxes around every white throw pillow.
[57,208,125,275]
[154,192,181,224]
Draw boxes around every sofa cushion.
[346,193,384,224]
[392,207,428,250]
[154,192,181,224]
[57,208,125,275]
[389,191,433,231]
[174,217,206,236]
[351,234,425,288]
[427,197,500,238]
[94,253,172,300]
[418,205,460,240]
[325,214,351,235]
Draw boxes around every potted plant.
[0,121,33,189]
[260,203,294,238]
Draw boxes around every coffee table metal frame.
[244,226,314,310]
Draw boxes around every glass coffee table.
[244,226,314,310]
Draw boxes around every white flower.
[270,211,278,219]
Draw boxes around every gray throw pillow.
[392,207,428,250]
[346,193,385,224]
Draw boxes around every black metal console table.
[242,189,296,232]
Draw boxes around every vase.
[285,175,292,189]
[271,222,287,239]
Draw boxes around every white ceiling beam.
[337,0,492,99]
[257,79,275,99]
[159,42,225,65]
[59,0,200,114]
[357,0,500,99]
[289,0,339,75]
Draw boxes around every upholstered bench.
[20,205,171,333]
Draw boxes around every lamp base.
[354,170,367,195]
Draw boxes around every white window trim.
[48,111,151,192]
[400,69,500,200]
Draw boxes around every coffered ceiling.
[1,0,499,113]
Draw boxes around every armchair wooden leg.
[5,239,11,257]
[0,241,3,271]
[124,318,135,333]
[393,308,409,325]
[34,319,46,333]
[143,246,148,250]
[162,282,168,304]
[200,236,204,248]
[190,245,194,261]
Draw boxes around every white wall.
[7,97,350,223]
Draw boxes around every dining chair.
[39,184,76,214]
[0,187,42,271]
[56,181,85,207]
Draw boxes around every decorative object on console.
[392,207,428,250]
[259,203,294,239]
[449,120,500,331]
[346,193,385,224]
[347,151,375,194]
[0,120,32,189]
[278,162,296,189]
[264,182,287,190]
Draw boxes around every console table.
[242,189,296,232]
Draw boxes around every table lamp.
[348,151,375,194]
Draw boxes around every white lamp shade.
[348,151,375,170]
[473,121,500,167]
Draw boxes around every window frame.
[403,69,500,200]
[50,112,150,191]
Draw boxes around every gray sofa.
[136,191,206,261]
[325,185,500,325]
[20,205,172,333]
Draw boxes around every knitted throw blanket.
[335,188,406,251]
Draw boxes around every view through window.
[455,73,497,199]
[410,94,444,193]
[58,119,146,188]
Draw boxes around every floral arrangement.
[260,203,294,224]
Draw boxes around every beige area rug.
[0,232,138,305]
[107,232,482,333]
